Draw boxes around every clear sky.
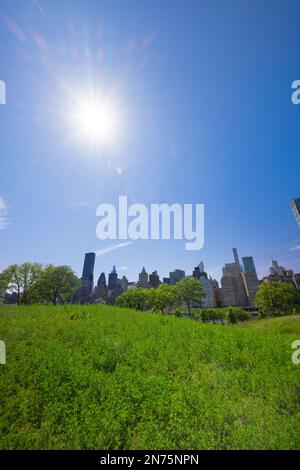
[0,0,300,283]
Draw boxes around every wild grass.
[0,305,299,450]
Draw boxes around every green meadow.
[0,305,299,450]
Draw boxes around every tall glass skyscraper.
[108,265,118,290]
[82,252,95,280]
[291,198,300,228]
[78,252,96,303]
[242,256,257,278]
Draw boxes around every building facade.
[241,272,259,306]
[221,262,248,307]
[149,270,160,288]
[242,256,257,277]
[108,265,118,291]
[291,197,300,228]
[169,269,185,285]
[138,267,149,288]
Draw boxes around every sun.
[69,93,122,148]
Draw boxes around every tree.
[174,278,205,317]
[149,284,176,314]
[255,280,300,317]
[35,265,80,305]
[0,263,42,305]
[116,288,150,310]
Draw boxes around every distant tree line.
[116,277,205,316]
[116,277,300,321]
[0,263,80,305]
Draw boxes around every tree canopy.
[255,280,300,317]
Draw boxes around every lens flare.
[68,92,123,149]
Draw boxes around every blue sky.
[0,0,300,283]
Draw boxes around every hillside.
[0,305,299,450]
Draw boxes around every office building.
[291,197,300,228]
[79,252,96,303]
[222,263,241,278]
[149,270,160,288]
[232,248,242,272]
[264,260,296,286]
[120,275,129,292]
[198,261,204,273]
[241,272,259,306]
[192,264,216,307]
[212,279,223,307]
[242,256,257,277]
[169,269,185,285]
[82,253,95,283]
[138,267,149,288]
[95,272,107,299]
[108,265,118,291]
[199,275,217,308]
[221,262,248,307]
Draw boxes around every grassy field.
[0,305,299,450]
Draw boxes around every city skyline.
[62,246,298,309]
[1,0,300,285]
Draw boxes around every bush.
[226,307,251,324]
[255,281,300,317]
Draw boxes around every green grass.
[235,314,300,335]
[0,305,299,450]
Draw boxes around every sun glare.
[69,93,122,148]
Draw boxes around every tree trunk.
[187,303,191,317]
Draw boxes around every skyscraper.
[291,197,300,228]
[78,252,96,303]
[232,248,241,272]
[221,263,248,307]
[120,275,129,292]
[198,261,204,273]
[82,252,96,283]
[81,252,95,296]
[169,269,185,285]
[108,265,118,291]
[138,267,149,288]
[242,256,257,278]
[149,270,160,288]
[241,272,259,306]
[95,272,107,299]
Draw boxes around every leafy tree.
[0,263,42,305]
[255,280,300,317]
[174,278,205,318]
[149,284,176,314]
[199,309,226,324]
[116,288,150,311]
[34,265,80,305]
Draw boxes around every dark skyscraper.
[108,265,118,291]
[149,270,160,288]
[82,252,96,281]
[81,252,96,298]
[95,272,107,299]
[242,256,257,278]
